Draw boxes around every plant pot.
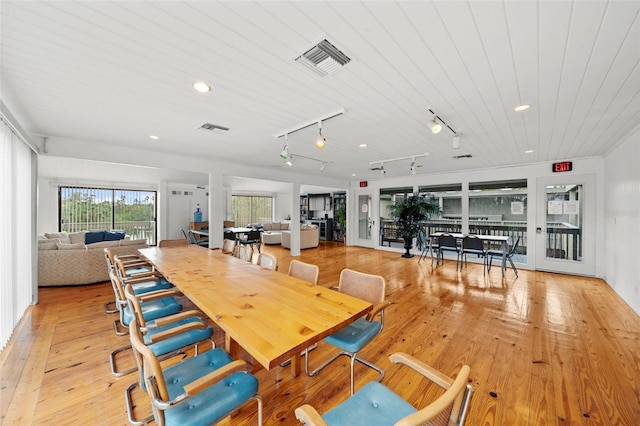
[402,241,413,258]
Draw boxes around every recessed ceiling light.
[149,135,160,140]
[514,104,530,112]
[193,81,211,93]
[351,173,356,177]
[359,143,367,148]
[525,149,534,154]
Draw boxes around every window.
[232,195,273,226]
[469,179,527,259]
[59,187,157,245]
[419,183,463,234]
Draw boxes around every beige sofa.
[259,221,291,245]
[38,231,148,286]
[281,225,320,250]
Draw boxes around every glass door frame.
[535,174,596,276]
[352,188,377,248]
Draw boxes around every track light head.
[320,162,327,172]
[280,144,289,159]
[316,121,325,149]
[428,117,442,134]
[285,155,295,166]
[410,158,417,175]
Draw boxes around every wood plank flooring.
[1,242,639,425]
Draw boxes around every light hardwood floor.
[2,242,639,425]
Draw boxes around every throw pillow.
[56,242,86,250]
[85,230,106,244]
[69,231,87,245]
[45,232,71,244]
[104,231,126,241]
[38,239,59,250]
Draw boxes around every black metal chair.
[461,235,487,274]
[487,237,520,277]
[238,229,262,253]
[183,229,208,247]
[437,233,461,270]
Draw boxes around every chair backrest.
[438,234,458,250]
[128,318,172,402]
[236,245,252,262]
[389,354,472,426]
[288,260,319,285]
[462,235,484,251]
[158,238,188,248]
[338,269,386,305]
[104,248,116,271]
[246,229,261,242]
[222,239,236,254]
[256,253,277,271]
[182,229,198,244]
[223,230,236,241]
[108,269,127,307]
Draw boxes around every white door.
[535,174,596,276]
[353,190,376,248]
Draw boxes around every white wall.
[166,183,209,239]
[604,128,640,315]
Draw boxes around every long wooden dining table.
[138,245,373,377]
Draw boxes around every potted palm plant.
[389,193,440,258]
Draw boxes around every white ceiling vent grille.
[295,39,351,76]
[199,123,229,134]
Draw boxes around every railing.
[61,220,156,245]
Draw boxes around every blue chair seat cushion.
[160,349,259,426]
[121,297,181,327]
[324,317,382,353]
[124,265,154,277]
[130,277,172,295]
[322,381,417,425]
[145,317,213,356]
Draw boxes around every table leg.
[226,334,240,360]
[501,240,507,276]
[290,352,302,377]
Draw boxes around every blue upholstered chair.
[103,248,156,313]
[108,270,183,376]
[123,283,216,424]
[129,317,263,426]
[305,269,390,395]
[296,352,474,426]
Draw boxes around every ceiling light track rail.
[428,108,457,135]
[274,108,345,139]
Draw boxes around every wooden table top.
[138,245,372,371]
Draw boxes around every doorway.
[535,175,596,276]
[354,191,375,248]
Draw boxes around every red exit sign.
[359,181,368,187]
[552,161,573,173]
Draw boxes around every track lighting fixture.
[285,155,295,166]
[273,108,345,149]
[316,121,326,149]
[428,117,442,134]
[320,162,327,172]
[370,153,429,177]
[280,141,289,159]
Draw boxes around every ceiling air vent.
[453,154,473,159]
[199,123,229,134]
[295,39,351,76]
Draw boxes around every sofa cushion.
[45,232,71,244]
[56,242,87,250]
[86,240,120,249]
[104,230,126,241]
[85,230,106,244]
[68,231,86,245]
[119,238,147,246]
[38,239,59,250]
